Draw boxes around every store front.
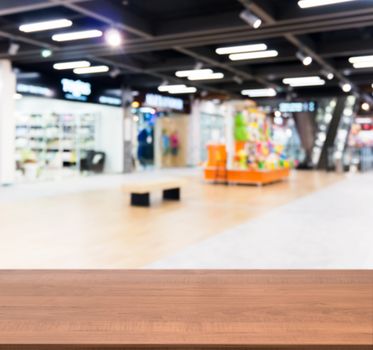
[131,93,191,171]
[13,74,124,182]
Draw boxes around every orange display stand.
[206,144,227,167]
[204,167,290,185]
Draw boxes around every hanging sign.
[144,93,184,111]
[61,78,91,101]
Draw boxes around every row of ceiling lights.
[235,0,358,98]
[17,0,360,92]
[18,18,124,75]
[238,0,358,31]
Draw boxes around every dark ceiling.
[2,0,373,99]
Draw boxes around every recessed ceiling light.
[52,29,103,42]
[229,50,278,61]
[41,49,53,58]
[341,83,352,92]
[187,72,224,81]
[175,69,213,78]
[216,43,267,55]
[298,0,355,8]
[74,65,110,74]
[105,28,123,47]
[19,19,72,33]
[53,61,91,70]
[241,88,277,97]
[361,102,370,111]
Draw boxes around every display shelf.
[204,167,290,185]
[204,100,294,186]
[15,111,97,180]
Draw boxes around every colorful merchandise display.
[204,100,295,185]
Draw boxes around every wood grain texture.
[0,270,372,349]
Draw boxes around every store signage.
[61,78,91,101]
[16,83,54,97]
[145,93,184,111]
[99,95,122,106]
[279,101,316,113]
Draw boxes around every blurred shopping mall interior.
[0,0,372,269]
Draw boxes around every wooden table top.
[0,270,372,349]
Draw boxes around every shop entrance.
[132,107,155,170]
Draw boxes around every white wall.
[95,106,124,173]
[16,97,124,173]
[0,60,16,185]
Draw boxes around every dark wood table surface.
[0,270,372,349]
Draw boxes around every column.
[122,88,133,173]
[0,60,16,185]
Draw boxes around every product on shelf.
[15,112,97,181]
[204,100,295,185]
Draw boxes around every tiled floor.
[149,172,373,269]
[0,168,353,268]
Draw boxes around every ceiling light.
[169,87,197,94]
[283,76,325,87]
[298,0,355,8]
[240,9,262,29]
[352,62,373,69]
[19,19,72,33]
[296,51,313,66]
[321,69,334,80]
[158,84,197,94]
[74,65,110,74]
[286,81,325,87]
[241,88,277,97]
[52,29,103,42]
[229,50,278,61]
[187,72,224,81]
[362,102,370,111]
[53,61,91,70]
[341,83,352,92]
[274,110,282,118]
[158,84,187,92]
[348,55,373,64]
[175,69,213,78]
[283,76,323,84]
[41,49,53,58]
[216,43,267,55]
[105,28,123,47]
